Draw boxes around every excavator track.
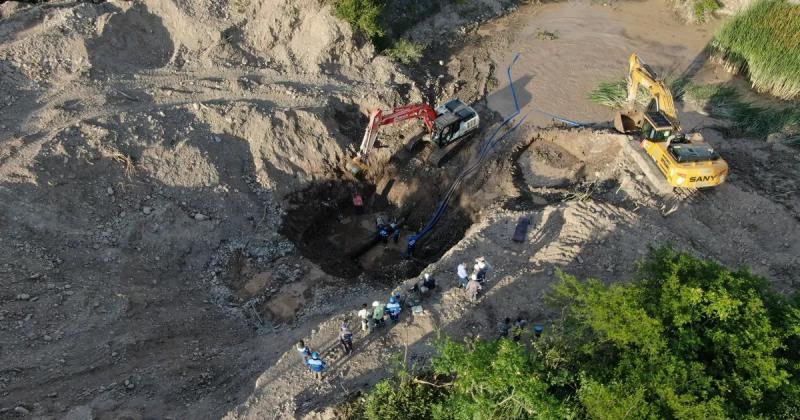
[427,132,479,167]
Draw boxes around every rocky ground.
[0,0,798,419]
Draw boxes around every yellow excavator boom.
[626,53,679,128]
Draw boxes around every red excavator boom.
[356,104,437,162]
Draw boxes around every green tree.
[362,368,443,420]
[432,338,573,419]
[551,246,799,418]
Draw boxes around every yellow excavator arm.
[626,53,679,128]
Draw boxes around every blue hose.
[406,54,526,256]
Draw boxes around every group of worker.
[376,215,401,245]
[497,316,545,341]
[296,257,491,381]
[357,272,438,333]
[457,256,492,302]
[296,323,355,380]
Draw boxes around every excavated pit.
[281,176,472,282]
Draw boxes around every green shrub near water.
[711,0,800,100]
[685,83,800,142]
[587,77,688,109]
[354,247,800,419]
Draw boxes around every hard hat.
[389,296,397,304]
[372,301,380,307]
[311,352,320,359]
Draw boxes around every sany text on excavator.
[347,98,479,174]
[614,53,728,188]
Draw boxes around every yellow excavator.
[614,53,728,188]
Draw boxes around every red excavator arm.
[356,104,437,160]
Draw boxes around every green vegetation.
[385,39,424,64]
[334,0,386,41]
[685,83,800,142]
[361,369,445,419]
[535,29,558,41]
[588,77,687,109]
[352,247,800,419]
[711,0,800,100]
[693,0,721,23]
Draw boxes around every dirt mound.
[88,3,175,73]
[241,0,395,77]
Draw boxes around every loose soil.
[0,1,798,419]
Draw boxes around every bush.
[334,0,386,41]
[711,0,800,100]
[432,338,572,419]
[385,39,424,64]
[685,83,800,142]
[362,369,444,420]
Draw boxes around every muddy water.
[485,0,720,126]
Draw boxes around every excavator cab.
[431,99,479,147]
[640,110,675,141]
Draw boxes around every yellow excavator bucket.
[347,156,368,175]
[613,111,640,134]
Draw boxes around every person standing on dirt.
[421,273,436,292]
[473,257,492,283]
[390,220,401,244]
[306,352,327,381]
[357,303,371,332]
[406,284,422,308]
[466,276,482,302]
[386,296,402,323]
[457,262,469,288]
[372,301,386,328]
[497,317,512,338]
[340,324,354,355]
[512,317,528,342]
[376,216,390,244]
[353,192,364,215]
[296,340,311,362]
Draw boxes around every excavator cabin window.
[641,120,672,142]
[436,124,455,146]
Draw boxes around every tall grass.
[693,0,721,23]
[711,0,800,100]
[588,77,688,109]
[685,83,800,143]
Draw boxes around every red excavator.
[347,98,480,174]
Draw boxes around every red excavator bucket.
[614,112,639,134]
